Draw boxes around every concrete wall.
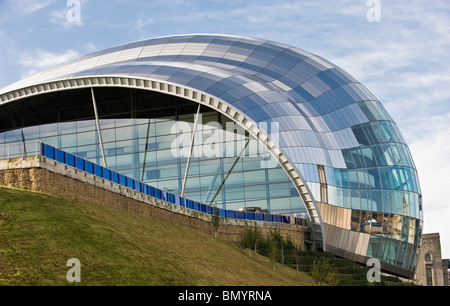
[0,157,308,250]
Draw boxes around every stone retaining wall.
[0,163,308,250]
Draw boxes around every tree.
[310,257,339,286]
[268,236,280,270]
[239,224,261,257]
[266,230,284,270]
[293,247,299,274]
[211,203,220,239]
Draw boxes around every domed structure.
[0,34,422,278]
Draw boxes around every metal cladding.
[0,34,422,277]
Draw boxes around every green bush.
[310,257,339,286]
[237,225,413,286]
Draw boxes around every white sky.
[0,0,449,259]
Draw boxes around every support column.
[209,139,249,205]
[91,88,107,168]
[181,104,201,197]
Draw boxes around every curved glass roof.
[1,34,378,169]
[0,35,419,197]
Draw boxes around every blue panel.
[94,164,103,177]
[200,203,207,213]
[168,193,175,204]
[103,168,111,181]
[44,144,55,160]
[119,174,127,187]
[236,210,245,220]
[142,184,148,195]
[194,201,200,211]
[295,218,303,226]
[149,186,156,197]
[56,149,65,163]
[41,143,47,158]
[85,161,94,174]
[226,210,236,219]
[155,188,161,199]
[112,172,119,184]
[76,157,85,171]
[273,215,282,223]
[66,153,76,167]
[255,213,264,221]
[161,191,168,202]
[187,200,194,209]
[218,208,226,218]
[135,182,142,193]
[245,212,255,220]
[206,205,213,215]
[180,197,187,207]
[127,177,134,189]
[263,214,273,222]
[174,195,181,206]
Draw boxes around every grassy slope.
[0,186,315,286]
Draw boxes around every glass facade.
[0,88,306,215]
[0,34,422,277]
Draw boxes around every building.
[416,233,449,286]
[0,34,423,278]
[446,259,450,285]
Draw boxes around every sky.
[0,0,449,260]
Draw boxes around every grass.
[0,185,316,286]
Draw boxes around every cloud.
[6,0,57,14]
[406,112,450,257]
[314,1,450,131]
[17,48,80,78]
[49,0,86,28]
[131,18,155,33]
[406,113,450,198]
[48,8,84,28]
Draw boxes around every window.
[146,169,160,180]
[426,267,433,286]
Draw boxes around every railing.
[0,141,41,160]
[0,141,309,227]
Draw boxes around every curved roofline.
[0,74,326,250]
[134,32,264,41]
[0,33,325,97]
